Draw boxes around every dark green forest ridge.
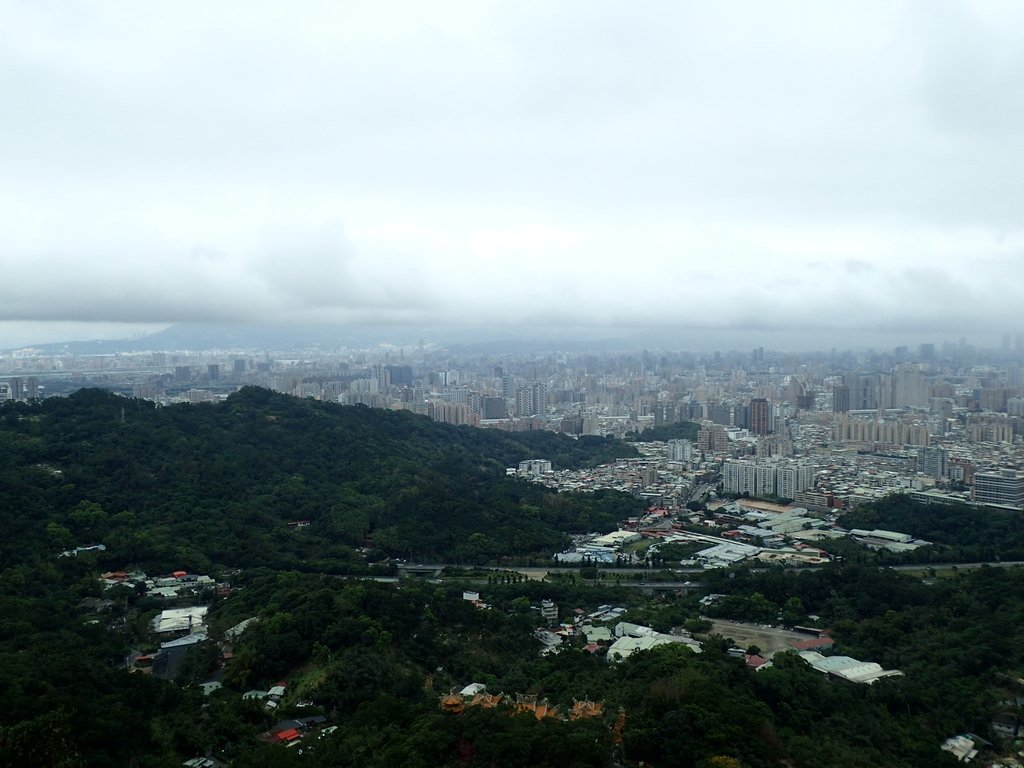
[0,387,638,574]
[1,389,1021,767]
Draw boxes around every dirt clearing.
[707,619,811,657]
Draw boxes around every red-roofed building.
[275,729,300,743]
[794,544,828,557]
[790,636,835,651]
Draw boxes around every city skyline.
[3,2,1024,348]
[2,319,1023,357]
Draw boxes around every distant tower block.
[749,398,770,435]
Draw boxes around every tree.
[782,596,805,627]
[46,522,74,549]
[68,501,108,537]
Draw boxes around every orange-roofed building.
[532,701,559,721]
[470,693,503,709]
[569,700,605,720]
[439,693,464,714]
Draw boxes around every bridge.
[395,563,445,579]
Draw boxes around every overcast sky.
[2,0,1023,349]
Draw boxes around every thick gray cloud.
[1,0,1023,348]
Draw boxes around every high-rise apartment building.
[832,385,850,413]
[722,460,759,496]
[777,463,816,499]
[722,458,815,498]
[652,402,678,426]
[697,423,728,454]
[515,383,548,418]
[844,374,878,411]
[916,446,948,479]
[667,439,695,462]
[386,365,413,386]
[706,403,732,426]
[481,397,508,420]
[749,398,770,436]
[733,403,750,430]
[893,365,928,408]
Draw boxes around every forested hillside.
[3,391,1020,767]
[0,388,639,574]
[3,566,985,768]
[838,494,1024,563]
[208,571,974,768]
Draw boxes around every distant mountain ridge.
[4,322,638,355]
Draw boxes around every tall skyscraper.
[844,374,878,411]
[893,365,928,408]
[706,403,732,426]
[832,385,850,413]
[749,398,770,436]
[386,365,413,386]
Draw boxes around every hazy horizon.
[0,320,1014,357]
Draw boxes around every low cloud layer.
[2,1,1023,348]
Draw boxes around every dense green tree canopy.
[0,388,640,573]
[1,391,1017,767]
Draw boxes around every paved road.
[888,560,1024,571]
[406,560,1024,581]
[435,565,705,576]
